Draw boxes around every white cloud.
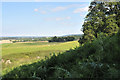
[66,16,71,20]
[68,4,87,8]
[56,17,64,21]
[35,0,43,2]
[34,8,38,12]
[52,7,67,12]
[80,14,86,17]
[34,8,47,14]
[55,16,71,21]
[73,6,89,13]
[61,22,74,26]
[40,11,47,14]
[44,18,53,21]
[34,4,89,14]
[51,4,87,12]
[33,0,91,2]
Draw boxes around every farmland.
[1,41,79,75]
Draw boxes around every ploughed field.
[1,41,79,75]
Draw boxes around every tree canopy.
[79,1,120,44]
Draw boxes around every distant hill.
[62,34,83,37]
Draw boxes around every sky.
[1,0,92,2]
[2,2,90,37]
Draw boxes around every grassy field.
[2,41,79,75]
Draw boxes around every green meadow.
[2,41,79,75]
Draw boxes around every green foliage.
[2,31,120,79]
[104,14,119,36]
[49,36,75,42]
[12,41,16,43]
[79,1,120,44]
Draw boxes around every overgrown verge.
[2,32,120,79]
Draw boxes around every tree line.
[48,36,75,42]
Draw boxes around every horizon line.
[0,33,83,37]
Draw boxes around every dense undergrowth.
[2,32,120,79]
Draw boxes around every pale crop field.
[2,41,79,75]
